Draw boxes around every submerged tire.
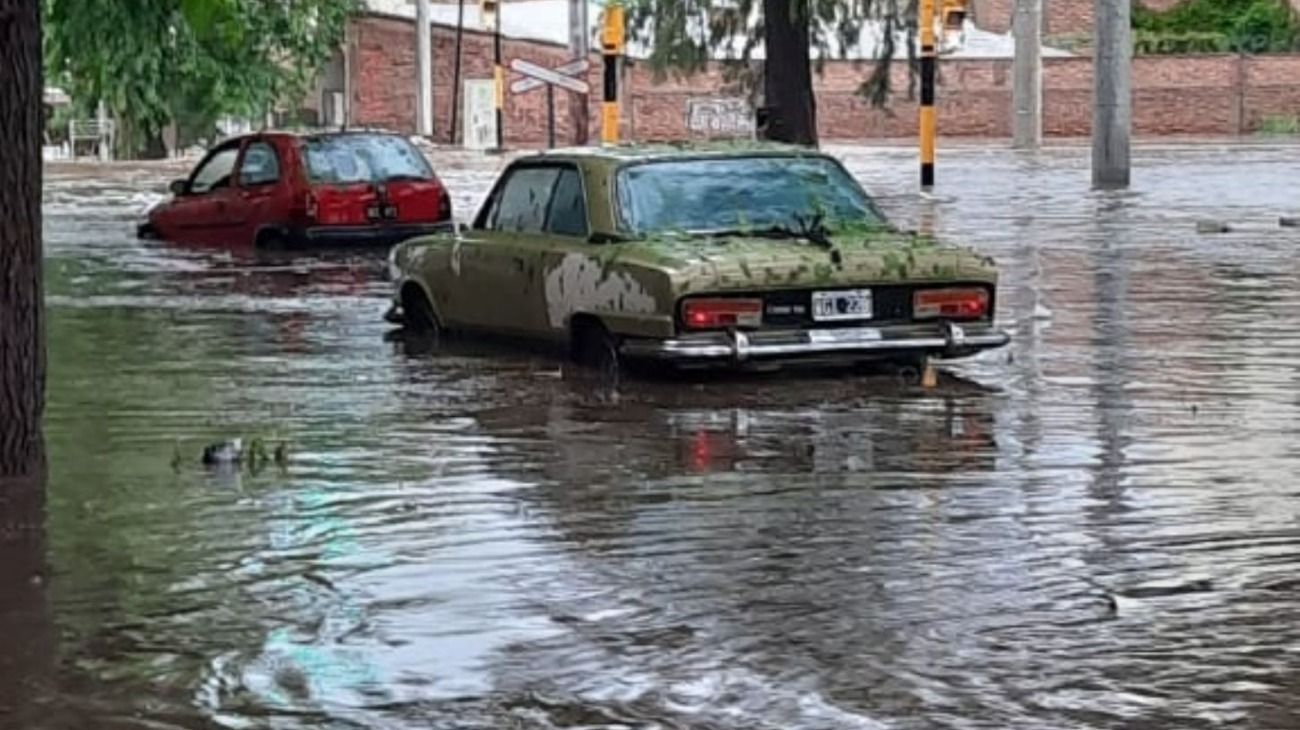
[572,319,621,383]
[401,284,442,336]
[256,229,290,251]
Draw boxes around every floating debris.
[201,438,244,466]
[192,437,290,473]
[1195,220,1231,234]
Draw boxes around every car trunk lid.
[300,133,451,227]
[308,180,450,227]
[633,232,997,291]
[625,232,997,329]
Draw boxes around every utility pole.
[569,0,590,144]
[415,0,433,137]
[918,0,937,188]
[1092,0,1131,187]
[1012,0,1042,149]
[492,0,504,150]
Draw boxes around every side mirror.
[169,179,188,196]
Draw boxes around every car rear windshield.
[303,134,434,184]
[616,155,884,236]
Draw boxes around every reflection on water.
[4,145,1300,729]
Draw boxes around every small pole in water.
[921,358,939,389]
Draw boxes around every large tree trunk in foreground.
[0,4,52,717]
[0,0,46,479]
[762,0,818,146]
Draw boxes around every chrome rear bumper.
[619,322,1009,363]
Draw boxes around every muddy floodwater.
[4,143,1300,729]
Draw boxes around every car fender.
[395,236,457,323]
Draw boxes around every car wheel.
[573,320,621,384]
[256,229,290,251]
[401,284,442,336]
[137,223,158,240]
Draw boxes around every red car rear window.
[303,134,435,185]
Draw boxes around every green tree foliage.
[45,0,357,157]
[626,0,912,144]
[1133,0,1300,53]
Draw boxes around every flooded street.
[7,143,1300,729]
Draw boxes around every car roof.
[517,140,829,166]
[227,128,412,143]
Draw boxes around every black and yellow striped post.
[601,3,625,145]
[919,0,937,189]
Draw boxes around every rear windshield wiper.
[381,173,433,183]
[703,221,834,250]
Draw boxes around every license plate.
[808,327,882,345]
[811,289,872,321]
[367,204,398,220]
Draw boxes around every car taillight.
[438,188,451,221]
[682,298,763,330]
[913,287,989,320]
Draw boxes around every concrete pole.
[415,0,433,137]
[1012,0,1042,149]
[1092,0,1131,188]
[96,100,110,161]
[569,0,590,144]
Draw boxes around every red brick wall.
[350,15,601,147]
[1243,54,1300,130]
[349,14,1300,144]
[1045,0,1094,36]
[971,0,1014,33]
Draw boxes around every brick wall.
[1045,0,1094,36]
[350,15,602,147]
[971,0,1015,32]
[348,14,1300,144]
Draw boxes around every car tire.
[256,229,290,251]
[572,320,621,383]
[401,285,442,337]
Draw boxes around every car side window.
[239,142,280,187]
[489,166,562,234]
[190,146,240,195]
[546,168,588,238]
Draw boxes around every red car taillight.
[437,187,452,222]
[913,287,990,320]
[682,298,763,330]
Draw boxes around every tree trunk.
[0,4,49,715]
[0,474,50,724]
[0,0,47,479]
[761,0,818,146]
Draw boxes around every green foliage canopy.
[1133,0,1300,53]
[44,0,357,154]
[625,0,913,106]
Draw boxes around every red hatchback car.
[139,130,453,248]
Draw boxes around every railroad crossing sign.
[509,58,590,96]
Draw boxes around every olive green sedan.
[386,143,1009,370]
